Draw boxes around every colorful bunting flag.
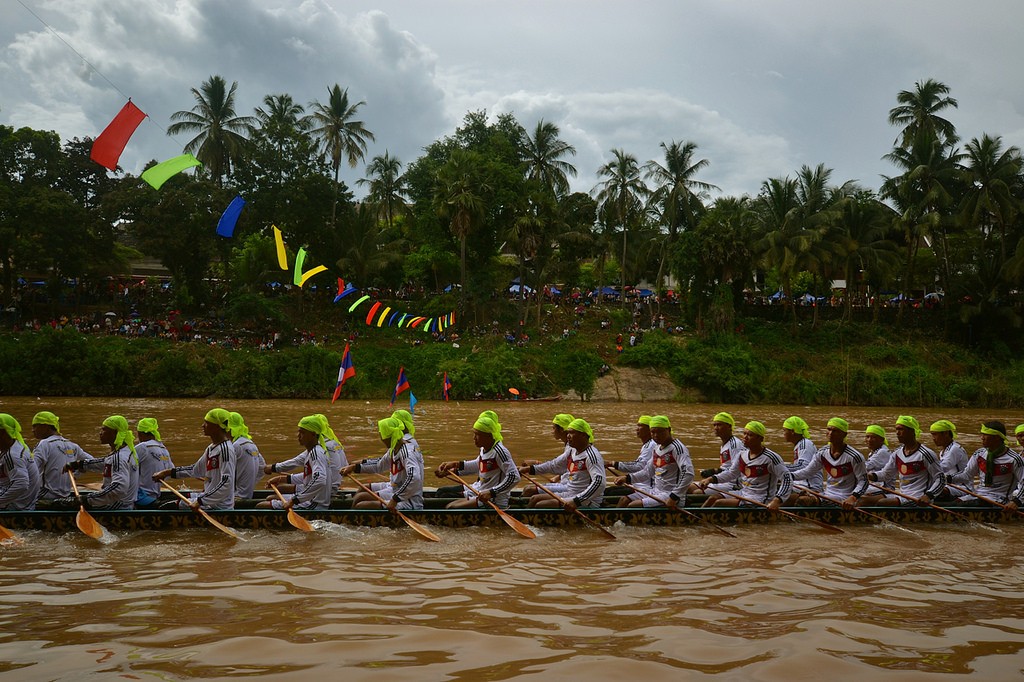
[390,367,411,406]
[216,195,246,238]
[91,100,147,171]
[443,372,452,402]
[409,391,418,415]
[273,225,288,270]
[293,247,327,287]
[332,343,356,403]
[141,154,202,190]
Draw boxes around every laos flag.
[443,372,452,401]
[390,367,411,406]
[332,343,356,403]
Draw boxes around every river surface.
[1,398,1022,680]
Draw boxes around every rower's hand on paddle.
[64,460,83,473]
[699,468,718,478]
[435,461,458,478]
[918,494,932,506]
[340,464,357,476]
[189,499,201,511]
[263,464,274,476]
[152,469,171,481]
[697,477,713,489]
[841,495,858,510]
[563,497,578,512]
[614,476,628,486]
[267,474,288,486]
[477,489,493,503]
[517,465,532,475]
[666,496,679,510]
[1007,500,1019,512]
[767,497,782,512]
[386,497,398,513]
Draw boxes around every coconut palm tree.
[888,78,959,150]
[594,149,649,308]
[643,140,719,240]
[308,85,375,227]
[357,152,407,231]
[167,75,255,187]
[960,134,1023,264]
[253,93,309,134]
[521,120,577,198]
[434,150,489,310]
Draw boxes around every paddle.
[159,480,247,541]
[707,485,845,533]
[345,474,440,542]
[444,472,536,539]
[947,483,1024,519]
[520,472,616,540]
[67,471,105,539]
[867,483,980,523]
[792,483,907,528]
[605,465,735,537]
[270,483,314,532]
[0,520,22,544]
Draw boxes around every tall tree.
[960,134,1022,264]
[308,85,375,228]
[167,75,254,187]
[888,78,959,150]
[643,140,718,240]
[520,120,577,198]
[357,152,407,231]
[594,149,648,308]
[434,150,489,310]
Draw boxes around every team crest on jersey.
[896,456,923,475]
[390,459,405,475]
[568,457,588,473]
[479,458,497,473]
[103,463,112,478]
[823,457,852,478]
[740,460,767,478]
[978,458,1013,476]
[208,454,220,470]
[653,451,674,468]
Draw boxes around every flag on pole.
[409,391,418,414]
[442,372,452,401]
[390,367,411,406]
[332,343,356,403]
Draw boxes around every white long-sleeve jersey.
[787,437,823,492]
[937,441,971,493]
[628,438,694,501]
[276,437,348,492]
[950,448,1024,504]
[135,440,173,497]
[457,442,520,508]
[286,445,331,509]
[864,445,895,488]
[170,440,236,510]
[81,446,139,510]
[532,444,606,506]
[0,441,38,510]
[792,444,869,501]
[875,443,945,499]
[713,447,793,504]
[357,442,423,506]
[233,436,265,499]
[614,439,656,474]
[34,435,94,500]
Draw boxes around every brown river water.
[1,397,1023,680]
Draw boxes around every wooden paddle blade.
[0,522,22,544]
[76,507,105,539]
[396,510,441,542]
[287,509,315,533]
[492,504,536,539]
[197,508,247,541]
[778,508,845,533]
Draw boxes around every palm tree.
[643,140,719,240]
[888,78,959,150]
[594,149,649,308]
[167,75,254,187]
[521,120,577,197]
[434,150,489,310]
[253,93,309,133]
[308,85,376,227]
[960,134,1022,264]
[357,152,407,231]
[831,192,900,322]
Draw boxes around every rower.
[258,416,330,510]
[613,415,693,508]
[31,410,94,504]
[0,413,40,510]
[66,416,139,510]
[863,425,895,490]
[265,414,349,497]
[521,413,574,497]
[519,418,605,510]
[698,421,792,509]
[790,417,868,510]
[228,412,265,502]
[135,417,173,508]
[783,416,822,495]
[689,412,745,496]
[948,421,1024,508]
[153,408,237,510]
[435,415,520,509]
[929,419,970,500]
[861,415,944,506]
[341,417,424,511]
[606,415,655,477]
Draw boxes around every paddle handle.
[792,483,891,524]
[445,472,536,539]
[617,478,737,538]
[868,483,973,522]
[947,483,1024,518]
[345,473,440,542]
[520,472,616,540]
[712,484,844,532]
[160,479,197,508]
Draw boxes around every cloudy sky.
[4,0,1024,199]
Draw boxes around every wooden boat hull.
[0,504,1017,534]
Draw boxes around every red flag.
[442,372,452,401]
[91,100,147,171]
[390,367,411,406]
[332,343,356,403]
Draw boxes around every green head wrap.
[0,413,29,451]
[377,417,405,452]
[980,422,1009,444]
[649,415,671,429]
[827,417,849,433]
[473,415,503,442]
[314,414,340,445]
[744,421,767,438]
[712,412,735,426]
[980,422,1009,486]
[567,418,594,443]
[895,415,921,438]
[137,417,162,441]
[102,415,137,463]
[929,419,957,439]
[298,415,327,449]
[865,424,889,447]
[552,414,575,429]
[1016,424,1024,437]
[391,409,415,437]
[32,411,60,432]
[637,415,653,426]
[479,410,501,431]
[227,412,251,440]
[204,408,231,431]
[783,416,810,438]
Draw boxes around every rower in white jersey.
[783,415,822,493]
[268,414,348,493]
[689,411,744,496]
[928,419,971,499]
[0,413,40,510]
[68,415,139,510]
[614,415,694,508]
[862,415,945,506]
[606,415,656,475]
[342,417,424,511]
[519,418,606,509]
[30,411,94,502]
[863,425,896,490]
[228,412,265,501]
[258,415,331,510]
[154,408,236,510]
[521,413,574,499]
[134,417,173,507]
[435,414,520,509]
[698,421,792,510]
[790,417,869,509]
[949,421,1024,508]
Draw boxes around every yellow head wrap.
[204,408,231,430]
[137,417,162,441]
[473,415,503,442]
[895,415,921,438]
[1016,424,1024,437]
[929,419,957,439]
[314,414,340,445]
[32,411,60,431]
[227,412,251,439]
[712,412,735,426]
[637,415,653,426]
[102,415,137,463]
[783,416,810,438]
[391,409,415,437]
[980,423,1009,445]
[552,414,574,429]
[377,417,405,452]
[649,415,671,429]
[744,421,767,438]
[298,415,327,448]
[0,413,29,451]
[479,410,501,431]
[567,418,594,443]
[827,417,849,433]
[865,424,889,447]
